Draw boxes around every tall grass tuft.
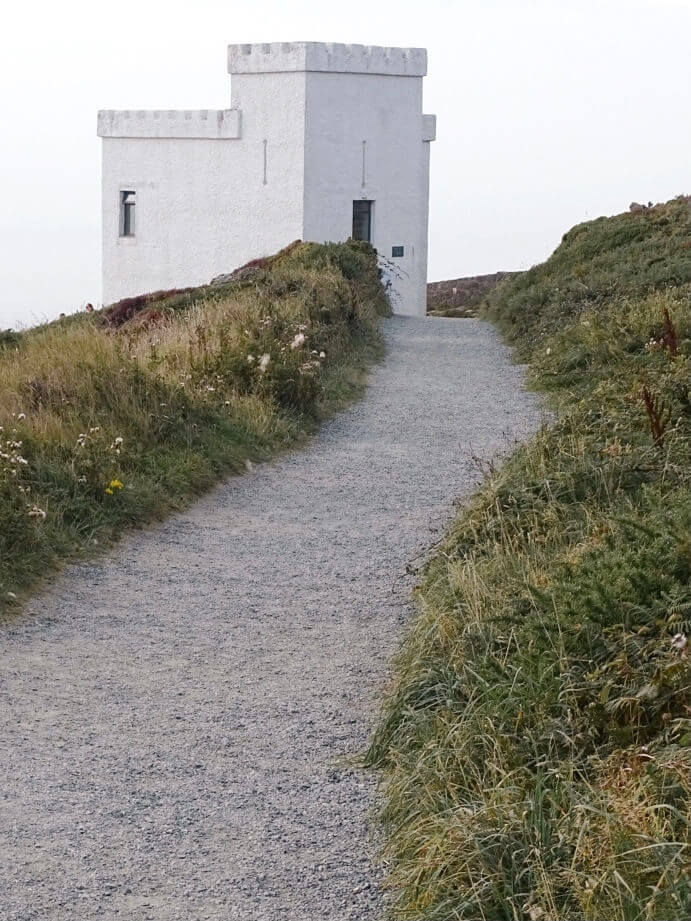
[368,196,691,920]
[0,240,390,611]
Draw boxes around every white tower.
[98,42,436,315]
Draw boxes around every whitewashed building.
[98,42,436,315]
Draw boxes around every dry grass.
[0,241,390,611]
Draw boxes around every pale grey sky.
[1,0,690,327]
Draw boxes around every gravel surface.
[1,316,541,921]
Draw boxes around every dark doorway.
[352,200,373,242]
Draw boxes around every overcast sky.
[1,0,690,328]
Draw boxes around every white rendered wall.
[100,43,435,312]
[101,73,306,305]
[303,72,432,316]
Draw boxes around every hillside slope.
[487,196,691,344]
[369,196,691,920]
[427,272,517,317]
[0,241,389,612]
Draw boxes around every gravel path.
[1,317,541,921]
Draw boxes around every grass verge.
[367,196,691,920]
[0,240,390,613]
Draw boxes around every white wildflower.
[527,908,546,921]
[319,351,326,359]
[290,332,306,349]
[258,353,271,373]
[546,347,552,356]
[17,413,26,421]
[206,385,216,392]
[247,354,255,364]
[89,426,100,434]
[114,436,124,446]
[671,633,688,654]
[27,505,46,520]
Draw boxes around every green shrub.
[485,196,691,349]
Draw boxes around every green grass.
[0,240,390,613]
[367,196,691,920]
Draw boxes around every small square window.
[120,190,136,237]
[392,246,404,258]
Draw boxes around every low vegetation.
[0,241,389,612]
[427,272,518,318]
[369,196,691,919]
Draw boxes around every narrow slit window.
[352,200,373,243]
[120,190,136,237]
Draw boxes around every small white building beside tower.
[98,42,436,315]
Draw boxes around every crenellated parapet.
[97,109,242,139]
[228,42,427,77]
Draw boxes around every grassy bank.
[0,241,389,612]
[368,197,691,920]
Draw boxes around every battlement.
[97,109,242,139]
[228,42,427,77]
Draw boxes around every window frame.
[119,189,137,238]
